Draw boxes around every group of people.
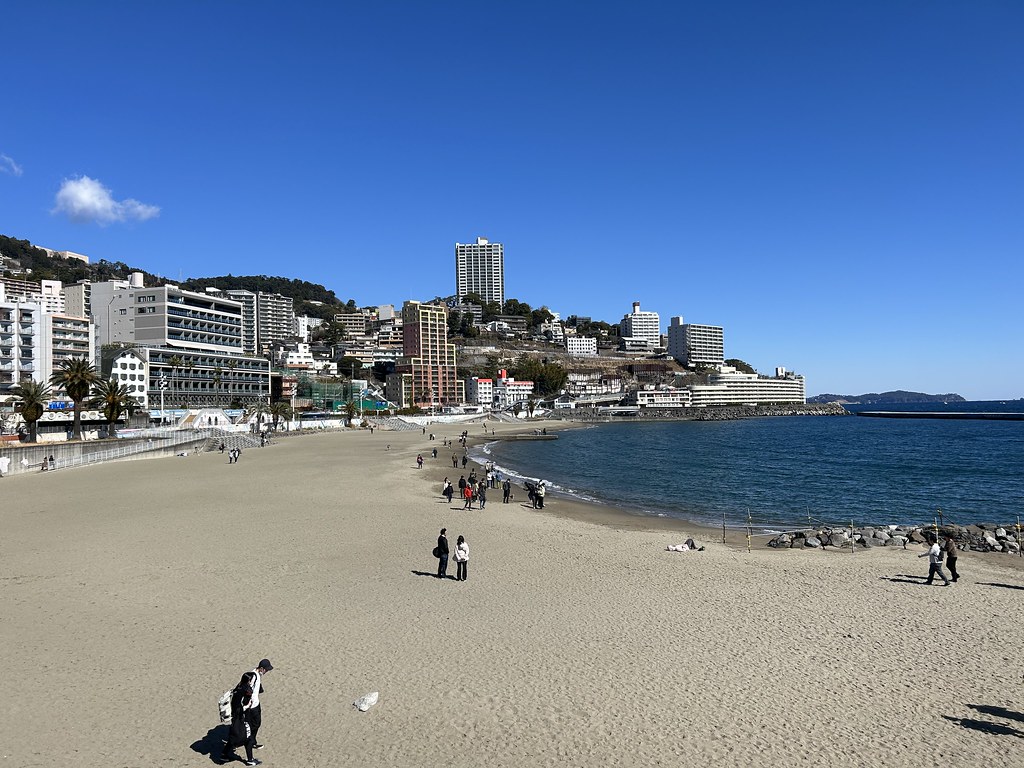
[441,475,492,509]
[227,447,243,464]
[435,528,469,581]
[220,658,273,766]
[918,533,961,586]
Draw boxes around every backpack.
[218,689,234,724]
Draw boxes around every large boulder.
[804,537,822,548]
[874,530,891,542]
[1006,541,1021,554]
[887,535,908,547]
[908,530,928,544]
[994,527,1007,539]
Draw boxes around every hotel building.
[619,302,661,348]
[386,300,464,409]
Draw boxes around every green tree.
[89,378,138,439]
[11,378,52,443]
[167,355,183,403]
[226,359,238,404]
[50,357,99,440]
[343,399,357,425]
[725,359,757,374]
[269,401,292,429]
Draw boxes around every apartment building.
[465,377,494,407]
[667,316,724,367]
[455,237,504,306]
[619,302,661,348]
[566,336,598,356]
[386,300,464,408]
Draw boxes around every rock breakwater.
[767,523,1022,554]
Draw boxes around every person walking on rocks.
[942,534,960,582]
[919,535,951,586]
[454,535,469,581]
[436,528,450,578]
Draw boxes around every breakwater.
[767,523,1022,554]
[553,402,848,422]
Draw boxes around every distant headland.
[807,390,965,405]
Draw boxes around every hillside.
[808,390,966,404]
[1,233,349,321]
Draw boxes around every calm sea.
[481,401,1024,531]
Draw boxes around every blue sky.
[2,2,1021,399]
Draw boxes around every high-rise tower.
[455,237,504,306]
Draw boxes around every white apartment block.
[0,277,65,314]
[564,371,622,397]
[620,302,661,347]
[226,290,258,355]
[455,237,505,306]
[0,299,43,397]
[566,336,597,356]
[465,377,494,407]
[492,374,535,409]
[256,292,295,348]
[667,316,724,367]
[687,368,806,407]
[294,315,325,342]
[625,386,693,408]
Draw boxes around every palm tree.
[89,378,138,439]
[11,378,52,443]
[269,401,292,430]
[343,399,357,426]
[212,366,223,407]
[184,360,195,406]
[527,398,537,418]
[226,359,238,406]
[167,355,183,406]
[247,400,270,430]
[50,357,99,440]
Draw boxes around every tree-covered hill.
[808,391,965,404]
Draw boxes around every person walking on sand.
[443,479,454,504]
[437,528,450,578]
[454,535,469,581]
[535,481,546,509]
[919,535,951,586]
[942,534,960,582]
[477,481,487,509]
[452,454,458,468]
[502,478,511,503]
[417,454,424,469]
[462,483,474,510]
[220,658,273,766]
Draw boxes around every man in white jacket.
[918,536,951,586]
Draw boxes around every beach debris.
[354,691,379,712]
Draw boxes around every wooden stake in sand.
[746,508,752,554]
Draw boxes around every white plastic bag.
[353,691,379,712]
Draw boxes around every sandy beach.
[2,423,1022,768]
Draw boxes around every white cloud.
[0,154,23,176]
[52,175,160,224]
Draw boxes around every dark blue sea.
[481,401,1024,531]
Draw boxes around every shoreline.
[431,418,1024,569]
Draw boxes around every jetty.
[856,411,1024,421]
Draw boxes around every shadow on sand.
[941,715,1024,738]
[967,704,1024,723]
[411,570,456,580]
[976,581,1024,591]
[190,723,228,762]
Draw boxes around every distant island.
[807,390,966,405]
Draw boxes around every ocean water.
[481,402,1024,531]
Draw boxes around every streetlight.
[158,374,168,425]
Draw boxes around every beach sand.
[2,424,1021,768]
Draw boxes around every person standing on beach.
[502,478,511,503]
[461,454,468,468]
[919,536,951,586]
[454,535,469,581]
[942,535,960,582]
[444,479,454,504]
[437,528,450,578]
[417,454,424,469]
[462,483,474,510]
[221,659,273,765]
[452,454,458,468]
[535,482,546,509]
[477,481,487,509]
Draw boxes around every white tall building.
[619,302,661,347]
[667,316,724,367]
[226,290,258,355]
[256,292,295,348]
[566,336,598,356]
[455,237,504,306]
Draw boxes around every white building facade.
[566,336,598,356]
[455,237,505,306]
[619,302,661,347]
[667,316,724,367]
[687,368,806,406]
